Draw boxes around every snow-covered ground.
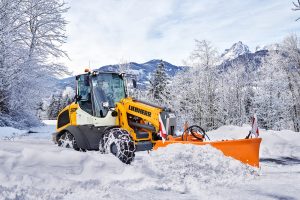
[0,122,299,200]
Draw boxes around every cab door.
[76,74,93,125]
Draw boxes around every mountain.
[220,49,269,73]
[221,41,251,61]
[219,41,274,73]
[57,60,186,90]
[56,42,275,91]
[99,59,186,88]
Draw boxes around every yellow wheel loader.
[53,70,262,166]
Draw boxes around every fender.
[56,125,119,150]
[103,125,120,133]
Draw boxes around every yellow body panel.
[69,103,78,125]
[56,103,78,133]
[116,97,162,142]
[119,98,162,130]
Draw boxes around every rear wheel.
[100,128,136,164]
[58,131,79,150]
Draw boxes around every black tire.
[58,131,79,151]
[100,128,136,164]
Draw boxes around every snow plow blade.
[153,137,262,167]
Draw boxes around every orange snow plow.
[154,123,262,167]
[154,137,262,167]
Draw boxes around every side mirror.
[75,95,82,103]
[132,79,137,88]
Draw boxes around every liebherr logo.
[129,105,151,117]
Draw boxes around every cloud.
[60,0,300,74]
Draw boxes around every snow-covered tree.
[0,0,69,127]
[62,86,75,101]
[188,40,220,130]
[47,94,60,119]
[149,60,169,104]
[280,35,300,131]
[167,40,220,130]
[254,52,293,130]
[164,68,194,129]
[47,87,74,119]
[219,58,258,127]
[0,0,22,115]
[36,101,46,119]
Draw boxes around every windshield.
[91,73,125,117]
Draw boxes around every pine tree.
[47,87,75,119]
[36,101,45,119]
[47,95,58,119]
[149,60,168,103]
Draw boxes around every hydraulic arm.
[115,97,176,142]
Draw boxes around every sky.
[60,0,300,74]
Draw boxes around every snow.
[143,144,257,194]
[0,122,299,200]
[0,127,28,138]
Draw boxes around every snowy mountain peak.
[221,41,251,61]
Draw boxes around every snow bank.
[0,124,299,199]
[0,120,56,140]
[0,140,127,199]
[0,127,28,139]
[141,144,257,194]
[0,139,257,199]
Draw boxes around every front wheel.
[58,131,79,150]
[100,128,136,164]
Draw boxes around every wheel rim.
[110,143,118,156]
[100,128,136,164]
[59,132,74,148]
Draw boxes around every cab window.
[77,74,92,115]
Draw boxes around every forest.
[134,38,300,132]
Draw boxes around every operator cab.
[76,71,126,118]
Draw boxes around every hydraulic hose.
[182,125,210,141]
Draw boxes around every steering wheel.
[182,125,210,141]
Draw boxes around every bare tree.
[0,0,69,127]
[280,35,300,131]
[292,0,300,21]
[181,40,220,130]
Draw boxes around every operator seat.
[79,93,93,115]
